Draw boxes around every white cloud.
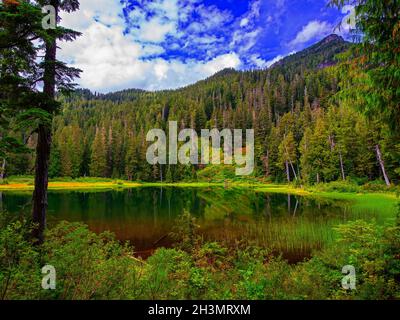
[240,18,249,27]
[136,18,176,43]
[250,55,268,68]
[154,60,169,81]
[148,0,180,21]
[199,53,241,75]
[290,20,332,47]
[230,28,261,53]
[58,1,242,93]
[126,0,182,43]
[234,0,261,49]
[251,51,296,69]
[265,55,284,68]
[134,53,241,91]
[59,0,122,30]
[187,4,232,33]
[340,5,356,32]
[241,0,261,25]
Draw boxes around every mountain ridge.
[71,34,350,101]
[268,34,349,71]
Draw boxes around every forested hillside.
[6,35,399,184]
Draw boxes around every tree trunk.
[289,159,297,181]
[264,150,270,177]
[339,151,345,181]
[32,8,57,244]
[293,199,299,217]
[32,126,52,244]
[329,135,345,180]
[375,144,391,186]
[0,158,5,181]
[284,145,297,180]
[285,160,290,182]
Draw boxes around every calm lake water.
[0,187,388,262]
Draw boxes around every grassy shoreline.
[0,179,141,190]
[0,176,398,206]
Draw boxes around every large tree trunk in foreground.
[32,125,52,244]
[32,22,57,244]
[375,144,391,186]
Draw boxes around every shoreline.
[1,179,398,203]
[0,181,141,191]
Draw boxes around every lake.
[0,187,393,262]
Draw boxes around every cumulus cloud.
[137,18,176,43]
[59,0,344,92]
[58,0,244,92]
[289,20,332,47]
[200,53,241,75]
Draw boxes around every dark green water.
[0,187,385,261]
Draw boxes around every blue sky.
[59,0,355,93]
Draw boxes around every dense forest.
[1,0,400,302]
[4,34,399,185]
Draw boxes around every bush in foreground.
[0,211,399,300]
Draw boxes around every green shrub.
[0,212,41,300]
[41,222,140,300]
[197,165,260,183]
[143,248,193,299]
[0,213,142,300]
[313,180,361,193]
[1,210,399,300]
[5,175,34,184]
[288,219,400,300]
[361,180,393,193]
